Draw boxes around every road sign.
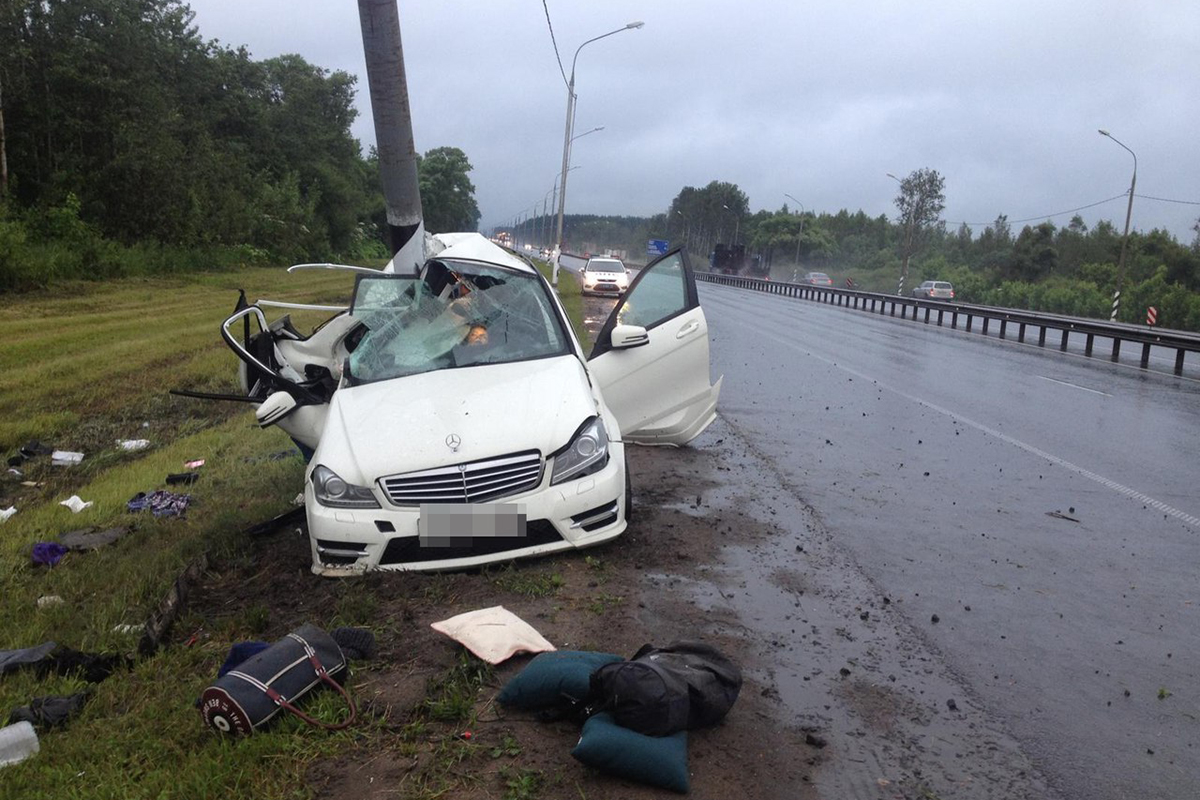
[1147,306,1157,326]
[647,239,669,257]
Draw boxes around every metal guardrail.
[697,271,1200,376]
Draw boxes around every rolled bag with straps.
[199,623,356,735]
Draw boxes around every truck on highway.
[710,243,766,277]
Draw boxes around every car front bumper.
[305,444,627,574]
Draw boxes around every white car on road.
[581,256,631,295]
[219,234,721,574]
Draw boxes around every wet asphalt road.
[696,282,1200,799]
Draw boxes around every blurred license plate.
[419,504,526,547]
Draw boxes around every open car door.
[588,248,722,445]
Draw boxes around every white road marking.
[1036,375,1113,397]
[735,319,1200,531]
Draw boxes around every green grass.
[533,258,589,349]
[0,261,591,800]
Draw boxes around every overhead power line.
[954,193,1129,227]
[1136,193,1200,206]
[542,0,568,89]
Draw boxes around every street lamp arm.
[570,22,644,81]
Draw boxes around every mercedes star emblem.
[445,434,461,452]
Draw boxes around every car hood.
[316,355,598,483]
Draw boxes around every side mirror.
[255,391,298,428]
[610,324,650,349]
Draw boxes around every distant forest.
[509,179,1200,330]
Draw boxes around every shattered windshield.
[346,260,570,383]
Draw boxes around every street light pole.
[552,21,643,287]
[1099,129,1137,322]
[784,193,805,268]
[887,172,913,296]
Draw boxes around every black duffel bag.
[199,623,356,735]
[589,640,742,736]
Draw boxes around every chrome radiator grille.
[380,450,543,506]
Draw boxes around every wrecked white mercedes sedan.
[217,233,721,574]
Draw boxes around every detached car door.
[588,248,722,445]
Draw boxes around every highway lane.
[698,281,1200,800]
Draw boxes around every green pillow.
[497,650,622,709]
[571,712,689,793]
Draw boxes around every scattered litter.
[8,693,89,730]
[127,490,191,517]
[1046,510,1081,523]
[430,605,555,664]
[20,441,52,458]
[36,646,128,683]
[0,720,40,768]
[59,526,131,551]
[35,596,64,609]
[6,468,21,477]
[0,507,15,523]
[19,481,42,488]
[165,472,199,486]
[58,495,94,513]
[111,624,145,635]
[31,543,68,567]
[292,493,304,506]
[51,451,84,466]
[184,459,205,469]
[0,643,58,676]
[117,439,150,451]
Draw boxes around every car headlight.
[550,417,610,485]
[311,465,381,508]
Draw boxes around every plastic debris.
[292,492,305,505]
[51,451,84,466]
[0,721,39,767]
[111,624,145,635]
[165,472,199,486]
[35,596,64,609]
[117,439,150,451]
[19,481,42,488]
[31,543,68,567]
[6,468,21,477]
[0,507,15,523]
[59,495,94,513]
[184,459,205,469]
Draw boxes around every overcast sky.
[184,1,1200,242]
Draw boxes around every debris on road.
[1046,510,1081,523]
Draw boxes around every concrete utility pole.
[1099,130,1137,322]
[0,74,8,196]
[553,22,642,286]
[887,173,913,296]
[358,0,424,272]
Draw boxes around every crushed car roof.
[426,233,537,275]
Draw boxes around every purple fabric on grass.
[32,542,68,566]
[127,490,191,518]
